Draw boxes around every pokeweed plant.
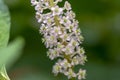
[31,0,87,80]
[0,0,25,80]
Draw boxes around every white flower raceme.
[31,0,87,80]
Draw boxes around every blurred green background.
[4,0,120,80]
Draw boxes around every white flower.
[31,0,38,6]
[71,39,79,46]
[64,1,71,10]
[60,59,71,69]
[77,69,86,80]
[35,4,43,13]
[39,24,45,33]
[72,55,86,65]
[47,49,59,60]
[51,26,62,36]
[35,12,42,23]
[62,44,74,55]
[52,62,61,75]
[57,42,64,49]
[71,56,79,65]
[60,16,71,28]
[65,11,76,20]
[44,35,57,48]
[77,47,85,55]
[65,68,76,79]
[51,6,63,16]
[43,14,54,26]
[59,33,70,42]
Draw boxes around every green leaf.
[0,0,11,80]
[0,0,10,48]
[0,37,25,67]
[0,0,12,79]
[0,37,25,79]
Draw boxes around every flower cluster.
[31,0,87,80]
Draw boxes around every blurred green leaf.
[0,37,25,67]
[0,37,24,80]
[0,0,10,48]
[0,0,11,79]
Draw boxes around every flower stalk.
[31,0,87,80]
[50,0,54,7]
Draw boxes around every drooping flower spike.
[31,0,87,80]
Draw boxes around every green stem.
[49,0,54,7]
[0,65,10,80]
